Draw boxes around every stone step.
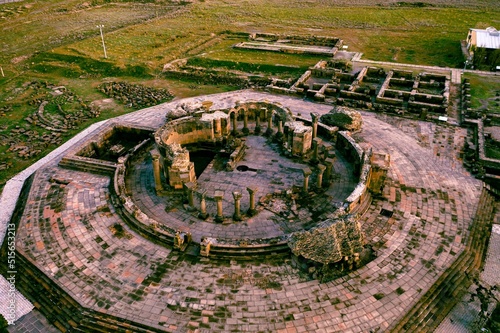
[209,242,291,259]
[59,157,117,175]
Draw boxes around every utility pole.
[97,24,107,59]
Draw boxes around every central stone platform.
[128,135,357,243]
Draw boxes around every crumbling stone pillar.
[311,112,319,139]
[151,152,163,192]
[317,164,326,189]
[254,109,263,134]
[286,127,294,151]
[214,190,224,223]
[324,158,335,186]
[214,118,222,136]
[311,137,322,164]
[232,113,238,135]
[302,167,312,193]
[275,118,284,142]
[232,191,242,221]
[184,182,196,210]
[242,110,249,135]
[265,111,273,136]
[247,187,258,216]
[198,189,208,220]
[200,237,211,257]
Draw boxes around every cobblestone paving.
[11,91,484,332]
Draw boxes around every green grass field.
[1,0,500,188]
[465,73,500,113]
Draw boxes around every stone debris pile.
[98,81,173,109]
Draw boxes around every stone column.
[286,127,293,152]
[254,110,262,134]
[317,164,326,189]
[151,153,163,192]
[242,110,249,135]
[311,137,322,164]
[275,118,284,142]
[214,190,224,223]
[214,118,222,136]
[232,113,238,135]
[198,189,208,220]
[184,182,195,210]
[324,158,335,186]
[265,111,273,136]
[302,167,312,193]
[311,112,319,139]
[232,191,242,221]
[247,187,258,216]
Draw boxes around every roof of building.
[470,27,500,50]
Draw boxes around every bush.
[320,112,353,130]
[0,314,8,331]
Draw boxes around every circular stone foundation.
[118,100,368,260]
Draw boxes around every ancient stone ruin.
[4,90,494,333]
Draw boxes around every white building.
[466,27,500,69]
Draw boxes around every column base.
[198,212,209,220]
[309,158,319,165]
[247,209,257,217]
[274,132,284,142]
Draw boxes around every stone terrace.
[9,91,483,332]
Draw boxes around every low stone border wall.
[112,143,177,248]
[58,122,154,175]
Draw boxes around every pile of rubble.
[98,81,173,109]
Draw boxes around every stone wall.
[59,123,153,175]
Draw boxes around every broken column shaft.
[151,152,163,192]
[324,158,335,186]
[317,164,326,189]
[232,113,238,135]
[311,112,319,139]
[254,109,262,134]
[312,137,322,163]
[265,111,274,136]
[198,189,208,220]
[242,110,249,134]
[214,190,224,223]
[232,191,242,221]
[302,167,312,193]
[184,182,196,210]
[247,187,258,216]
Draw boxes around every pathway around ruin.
[7,91,485,332]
